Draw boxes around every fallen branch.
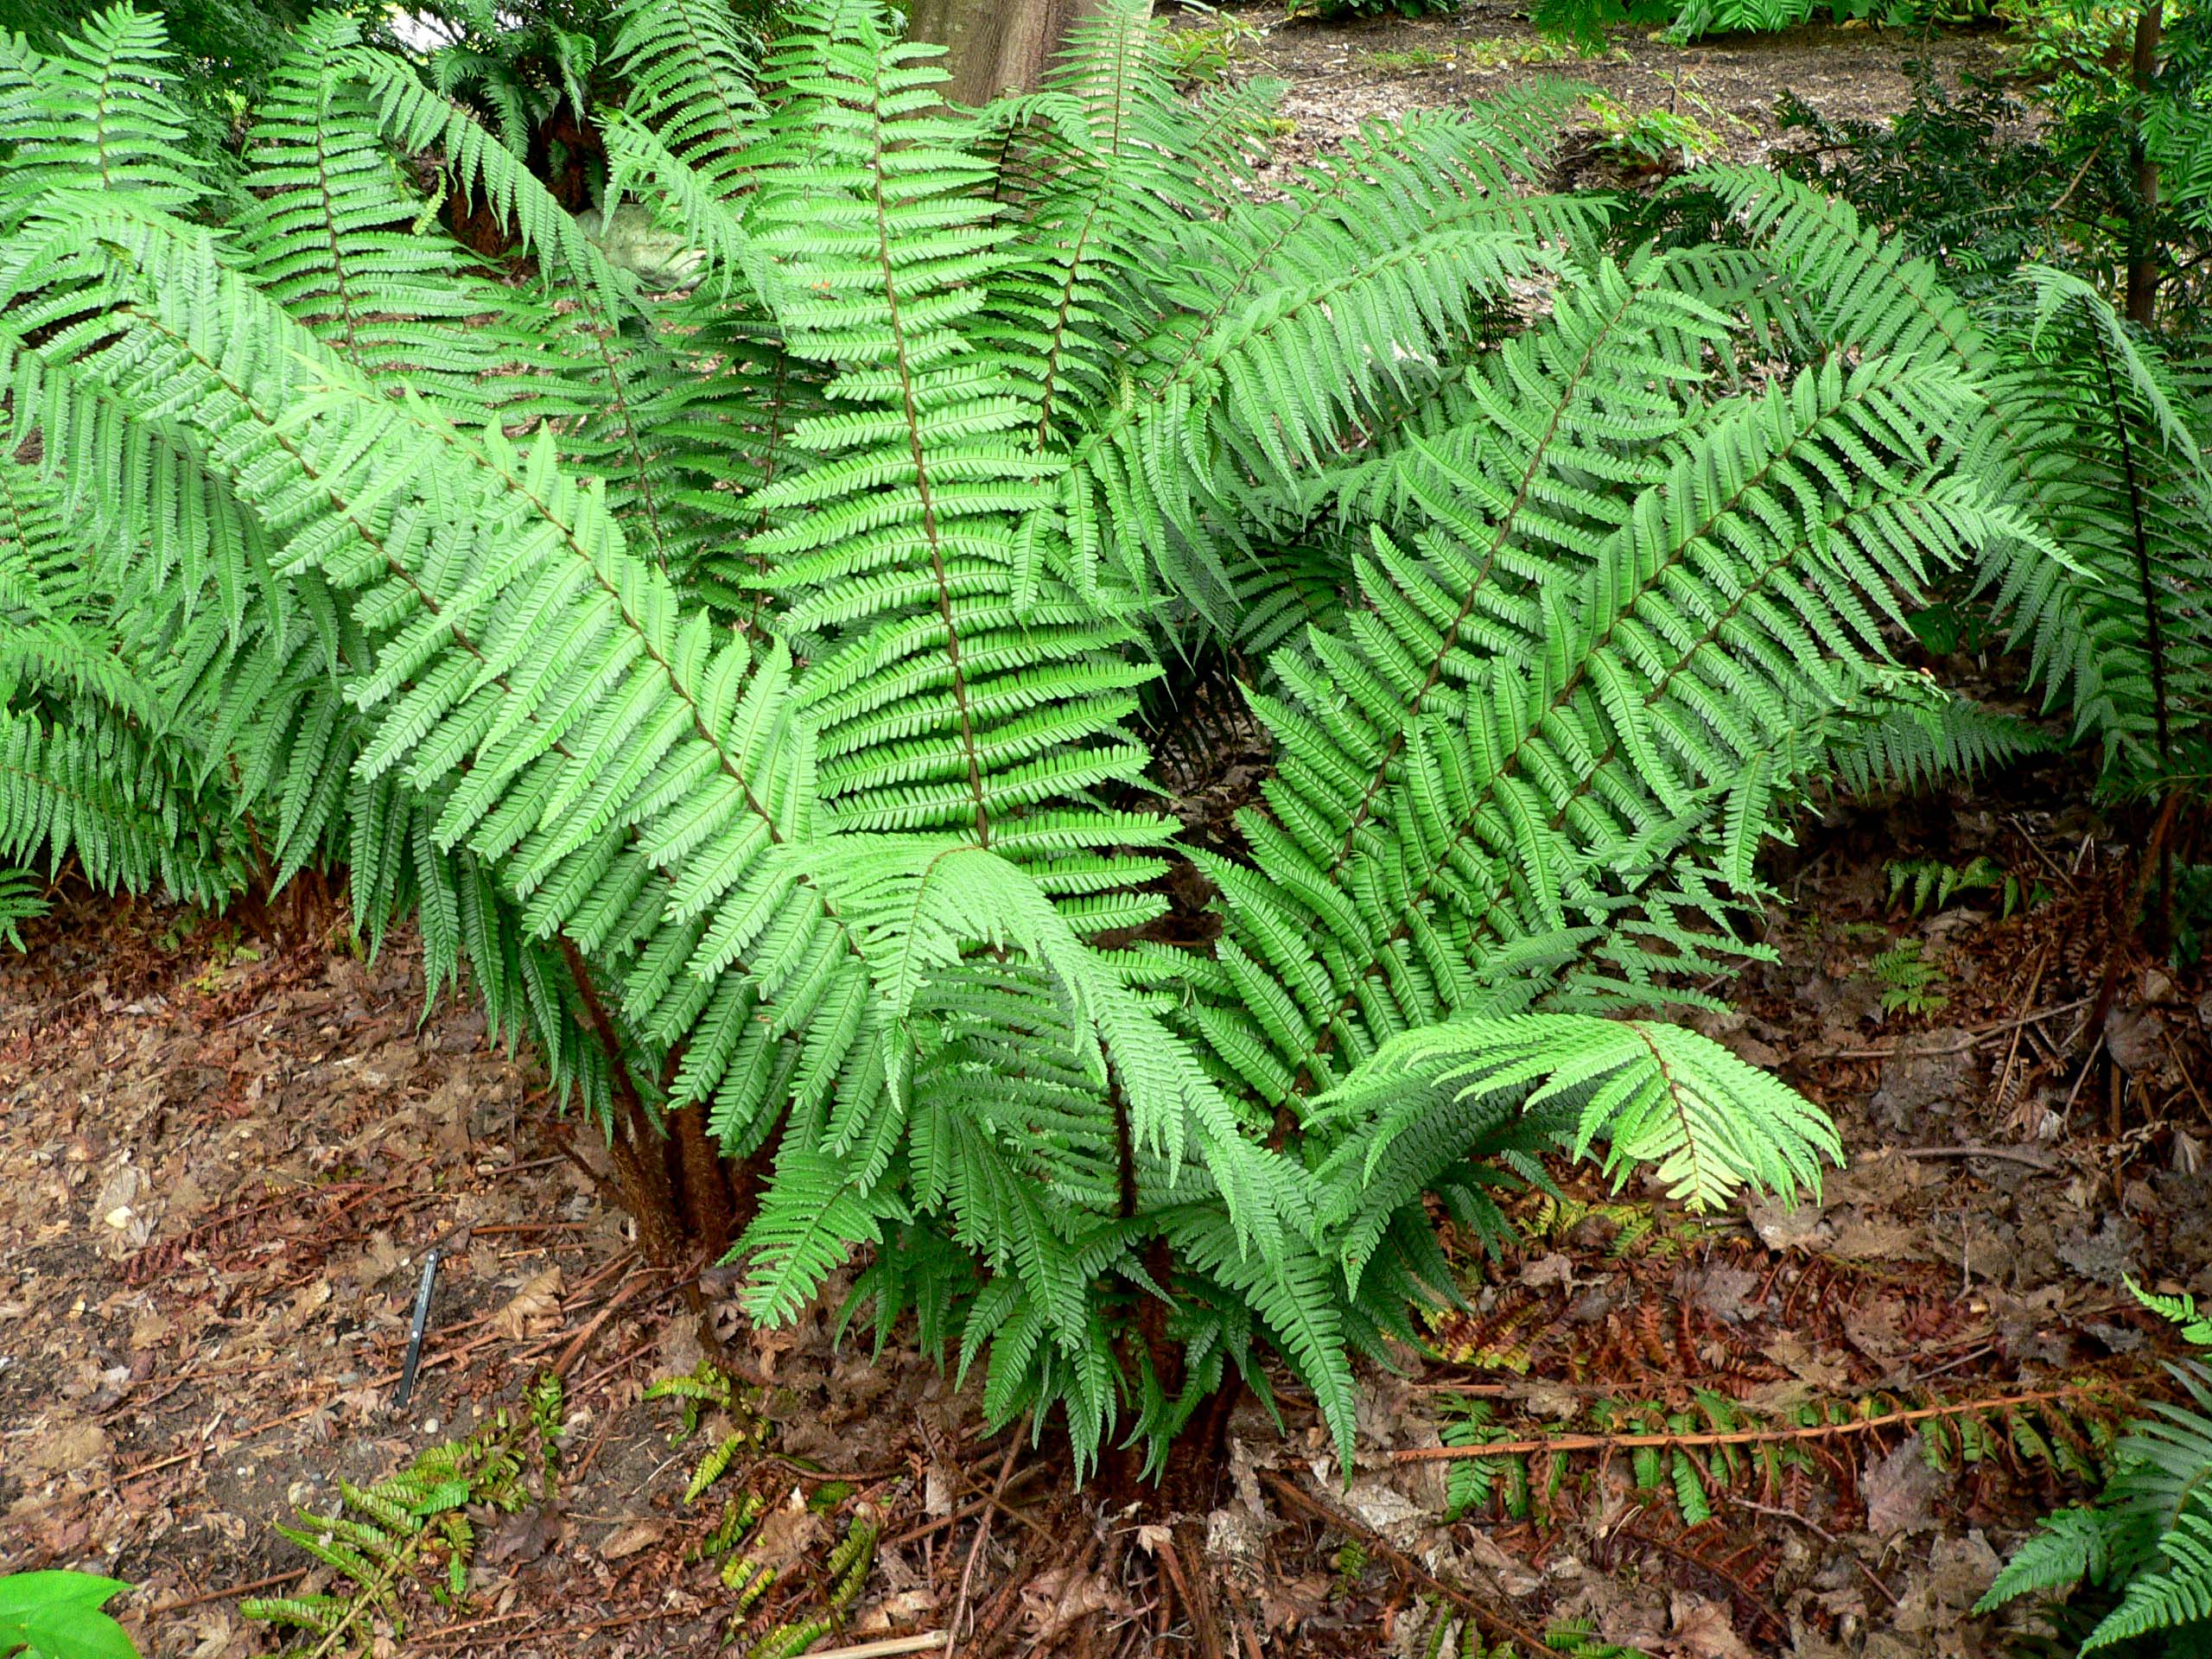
[809,1636,950,1659]
[1896,1144,2063,1171]
[1384,1384,2099,1464]
[1818,997,2094,1061]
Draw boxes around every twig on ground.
[883,1465,1051,1549]
[144,1567,307,1616]
[550,1266,650,1377]
[1384,1384,2099,1464]
[945,1427,1024,1659]
[1993,944,2051,1122]
[1896,1144,2063,1171]
[806,1635,949,1658]
[1149,1529,1219,1659]
[1259,1471,1552,1656]
[1821,995,2094,1061]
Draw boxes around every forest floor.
[0,16,2183,1659]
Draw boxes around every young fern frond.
[1827,686,2056,796]
[1314,1015,1840,1290]
[1059,92,1594,617]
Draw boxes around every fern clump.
[1980,1281,2212,1655]
[244,1385,565,1654]
[0,0,2115,1474]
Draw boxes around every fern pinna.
[0,0,2089,1472]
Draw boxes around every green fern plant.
[243,1383,565,1653]
[0,868,47,950]
[1871,939,1950,1014]
[1980,1280,2212,1656]
[1885,854,2010,918]
[0,0,2086,1478]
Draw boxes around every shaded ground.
[5,16,2199,1659]
[6,772,2209,1656]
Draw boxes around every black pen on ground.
[393,1247,443,1412]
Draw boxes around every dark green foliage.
[0,0,315,158]
[1776,71,2063,298]
[1288,0,1459,22]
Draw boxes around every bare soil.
[1172,0,2007,166]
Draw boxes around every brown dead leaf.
[853,1588,941,1636]
[491,1267,564,1339]
[1681,1262,1760,1323]
[1759,1331,1853,1393]
[1259,1573,1332,1633]
[1669,1593,1757,1659]
[348,1230,410,1287]
[1518,1252,1579,1289]
[599,1519,666,1560]
[1021,1567,1120,1644]
[1826,1212,1921,1261]
[25,1419,110,1475]
[747,1501,827,1577]
[1746,1195,1826,1251]
[480,1504,566,1566]
[1864,1439,1943,1538]
[1842,1301,1911,1357]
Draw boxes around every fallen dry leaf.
[599,1519,666,1560]
[491,1267,564,1339]
[1518,1251,1579,1289]
[746,1501,827,1576]
[1021,1566,1120,1644]
[480,1504,566,1566]
[1864,1439,1944,1539]
[1669,1593,1757,1659]
[24,1419,110,1475]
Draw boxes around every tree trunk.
[2125,1,2164,327]
[901,0,1124,105]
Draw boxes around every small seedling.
[1163,15,1262,86]
[1465,35,1576,69]
[1586,73,1751,173]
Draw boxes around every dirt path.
[1171,0,2007,167]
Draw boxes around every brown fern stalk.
[1385,1383,2107,1464]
